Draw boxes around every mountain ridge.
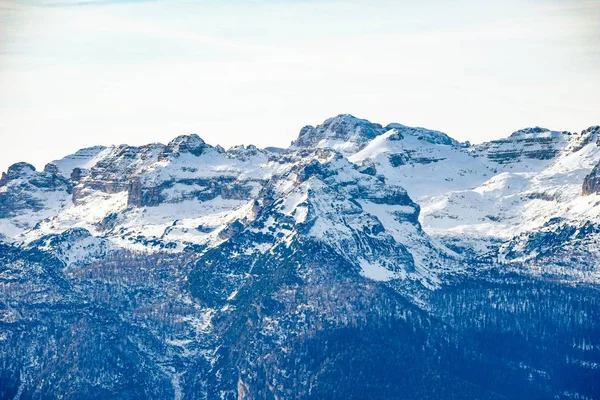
[1,114,599,399]
[2,114,600,279]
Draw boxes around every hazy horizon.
[2,113,600,173]
[1,0,599,172]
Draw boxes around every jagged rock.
[218,219,245,240]
[472,127,568,164]
[127,178,143,207]
[583,161,600,195]
[357,163,377,176]
[1,162,36,183]
[0,162,71,219]
[70,167,85,181]
[388,130,404,141]
[291,114,385,154]
[159,134,208,160]
[43,163,59,174]
[385,123,465,147]
[226,144,261,161]
[1,116,600,400]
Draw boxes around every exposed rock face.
[1,115,600,399]
[2,116,600,274]
[125,177,258,208]
[70,167,86,182]
[159,134,208,160]
[2,116,600,273]
[471,127,569,165]
[385,123,465,147]
[43,163,60,175]
[499,218,600,275]
[225,144,260,161]
[583,161,600,195]
[291,114,385,154]
[126,178,143,207]
[0,162,36,183]
[0,162,71,219]
[60,137,270,210]
[581,127,600,195]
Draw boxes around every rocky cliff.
[1,115,599,399]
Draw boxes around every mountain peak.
[2,115,600,399]
[160,134,209,159]
[291,114,385,154]
[167,133,206,148]
[509,126,553,137]
[1,162,36,183]
[384,123,464,147]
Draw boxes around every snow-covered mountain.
[5,114,598,281]
[1,114,599,399]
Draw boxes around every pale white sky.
[0,0,599,172]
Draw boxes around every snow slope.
[1,115,599,282]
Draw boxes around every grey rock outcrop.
[583,161,600,195]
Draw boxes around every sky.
[0,0,599,172]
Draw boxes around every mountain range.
[1,114,599,399]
